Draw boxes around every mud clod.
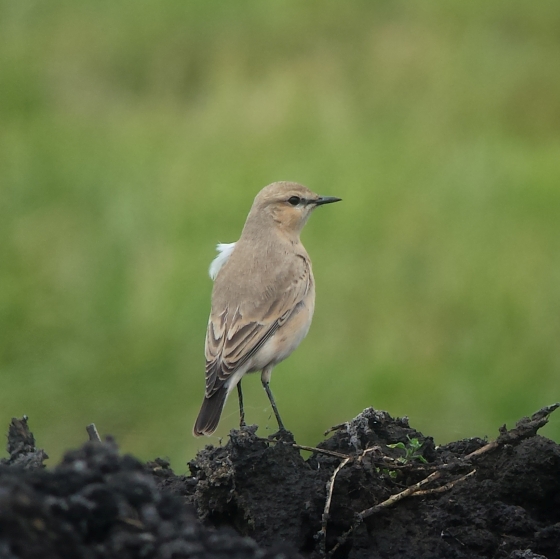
[0,420,300,559]
[1,417,48,470]
[1,406,559,559]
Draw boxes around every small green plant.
[375,466,399,479]
[387,437,428,464]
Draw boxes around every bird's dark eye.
[288,196,301,206]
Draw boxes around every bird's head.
[247,181,341,238]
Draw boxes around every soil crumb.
[1,406,559,559]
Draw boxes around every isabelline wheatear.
[193,182,341,436]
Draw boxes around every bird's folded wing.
[204,258,312,397]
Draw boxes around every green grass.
[1,1,559,471]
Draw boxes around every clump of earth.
[1,405,559,559]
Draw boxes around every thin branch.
[412,470,476,497]
[323,423,346,436]
[361,470,442,518]
[357,446,381,462]
[327,403,559,557]
[316,445,380,557]
[293,444,350,460]
[318,456,352,556]
[328,472,441,557]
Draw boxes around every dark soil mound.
[0,418,297,559]
[1,406,559,559]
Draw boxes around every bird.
[193,181,341,436]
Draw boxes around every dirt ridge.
[1,407,559,559]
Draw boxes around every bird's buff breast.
[248,295,315,373]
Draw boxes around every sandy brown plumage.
[193,182,341,436]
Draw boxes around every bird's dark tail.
[193,387,228,436]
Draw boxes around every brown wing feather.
[204,255,312,397]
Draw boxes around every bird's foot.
[267,427,295,443]
[229,424,259,443]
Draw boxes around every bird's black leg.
[237,381,246,428]
[261,379,286,432]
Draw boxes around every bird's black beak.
[313,196,342,206]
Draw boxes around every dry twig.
[412,470,476,497]
[293,444,349,460]
[86,423,102,443]
[327,403,559,557]
[318,456,351,556]
[323,422,347,436]
[316,446,382,555]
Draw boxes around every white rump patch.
[209,242,236,280]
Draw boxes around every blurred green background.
[1,0,559,471]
